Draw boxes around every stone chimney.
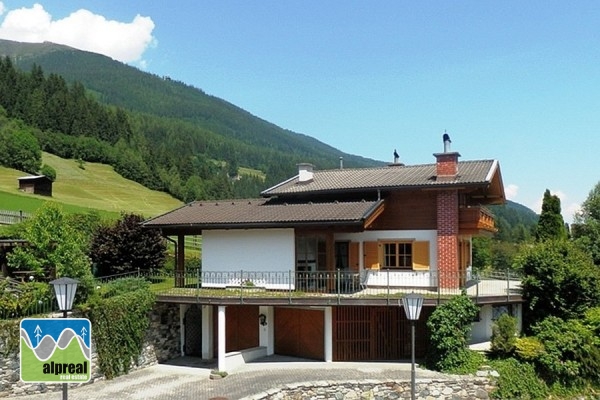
[434,133,460,178]
[298,163,314,183]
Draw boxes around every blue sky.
[2,1,599,223]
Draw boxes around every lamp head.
[401,293,424,321]
[50,277,79,312]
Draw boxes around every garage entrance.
[274,307,324,360]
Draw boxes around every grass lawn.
[0,152,182,218]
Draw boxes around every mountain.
[490,200,539,241]
[0,39,383,178]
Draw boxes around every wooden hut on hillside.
[18,175,53,197]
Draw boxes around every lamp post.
[50,277,79,400]
[402,293,423,400]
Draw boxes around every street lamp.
[50,277,79,400]
[402,293,423,400]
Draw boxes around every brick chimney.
[434,133,460,179]
[297,163,314,183]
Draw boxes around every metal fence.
[136,268,522,303]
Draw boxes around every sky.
[1,1,599,223]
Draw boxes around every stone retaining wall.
[244,378,495,400]
[0,302,180,397]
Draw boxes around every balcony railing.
[122,268,522,304]
[459,206,497,233]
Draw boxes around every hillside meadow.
[0,152,182,219]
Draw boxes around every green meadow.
[0,152,182,219]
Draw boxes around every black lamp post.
[50,277,79,400]
[402,293,423,400]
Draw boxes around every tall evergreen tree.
[535,189,567,242]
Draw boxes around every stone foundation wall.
[0,302,180,397]
[246,378,495,400]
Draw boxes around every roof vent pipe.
[297,163,314,183]
[339,157,343,169]
[443,131,452,153]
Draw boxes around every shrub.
[491,358,548,400]
[490,313,517,357]
[532,316,600,386]
[0,280,54,319]
[89,213,166,277]
[40,164,56,181]
[515,337,545,361]
[84,288,155,379]
[583,307,600,346]
[426,292,479,372]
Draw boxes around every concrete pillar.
[324,307,333,362]
[259,306,274,355]
[217,305,226,371]
[179,305,188,357]
[201,305,214,360]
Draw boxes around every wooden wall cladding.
[369,191,437,230]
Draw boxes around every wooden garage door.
[274,307,324,360]
[213,305,259,357]
[333,306,431,361]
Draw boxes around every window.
[363,240,430,271]
[382,242,412,269]
[296,235,326,272]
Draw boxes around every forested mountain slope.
[0,40,381,176]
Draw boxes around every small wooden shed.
[18,175,53,197]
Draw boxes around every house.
[142,136,522,371]
[18,175,53,197]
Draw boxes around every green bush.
[90,277,151,300]
[490,313,517,357]
[490,358,548,400]
[532,316,600,386]
[583,307,600,346]
[0,280,54,319]
[426,292,479,372]
[40,163,57,181]
[84,288,155,379]
[515,337,545,361]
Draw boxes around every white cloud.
[504,183,518,200]
[0,3,155,64]
[0,2,6,16]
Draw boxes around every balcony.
[459,206,497,235]
[123,269,522,307]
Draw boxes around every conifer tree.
[535,189,567,241]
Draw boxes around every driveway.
[16,356,452,400]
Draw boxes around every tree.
[516,240,600,331]
[535,189,567,242]
[89,214,166,277]
[572,181,600,266]
[0,119,42,173]
[6,203,94,301]
[40,164,57,181]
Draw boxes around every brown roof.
[142,199,384,231]
[262,160,500,196]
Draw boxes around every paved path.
[16,356,454,400]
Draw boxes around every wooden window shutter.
[349,242,359,271]
[363,241,380,269]
[412,241,430,270]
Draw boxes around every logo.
[20,318,92,383]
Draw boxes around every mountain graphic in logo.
[20,318,92,383]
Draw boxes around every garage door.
[274,307,324,360]
[213,305,259,357]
